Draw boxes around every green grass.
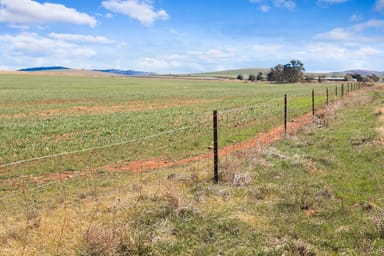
[0,77,382,254]
[0,74,340,183]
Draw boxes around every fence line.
[0,82,372,254]
[0,124,204,169]
[0,82,366,198]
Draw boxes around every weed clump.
[287,239,316,256]
[81,223,120,256]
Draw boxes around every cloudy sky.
[0,0,383,73]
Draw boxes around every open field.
[0,74,334,182]
[0,73,382,254]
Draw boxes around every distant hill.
[17,67,155,76]
[18,66,70,72]
[194,68,270,78]
[94,69,156,76]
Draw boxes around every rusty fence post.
[213,110,219,184]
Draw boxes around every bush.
[248,74,256,81]
[237,74,244,80]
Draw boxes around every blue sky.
[0,0,384,73]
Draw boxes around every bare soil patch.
[105,112,313,172]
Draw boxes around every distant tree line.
[236,60,382,83]
[236,72,265,82]
[345,73,381,83]
[237,60,305,83]
[267,60,305,83]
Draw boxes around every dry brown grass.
[82,223,120,255]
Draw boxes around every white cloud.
[0,33,96,68]
[134,48,238,73]
[352,19,384,31]
[253,44,283,54]
[274,0,296,10]
[350,14,363,22]
[102,0,169,26]
[0,0,96,27]
[250,0,295,11]
[260,5,271,12]
[316,0,348,8]
[293,42,384,71]
[317,0,348,4]
[315,19,384,43]
[314,28,366,42]
[301,43,348,58]
[8,24,29,30]
[375,0,384,11]
[355,47,381,57]
[187,49,236,63]
[49,33,114,44]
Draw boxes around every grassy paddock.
[0,74,338,185]
[0,78,382,254]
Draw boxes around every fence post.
[213,110,219,184]
[284,94,287,136]
[326,87,329,105]
[336,86,338,98]
[312,89,315,118]
[341,84,344,97]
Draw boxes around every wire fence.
[0,82,368,254]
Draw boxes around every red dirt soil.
[105,112,313,173]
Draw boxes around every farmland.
[0,73,383,255]
[0,74,330,180]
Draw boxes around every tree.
[282,59,305,83]
[267,64,284,82]
[236,74,244,80]
[344,74,353,81]
[351,73,363,82]
[368,74,380,82]
[304,75,315,82]
[248,74,256,81]
[267,60,305,83]
[256,72,264,81]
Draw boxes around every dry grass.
[82,223,120,255]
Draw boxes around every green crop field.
[1,73,376,255]
[0,74,334,182]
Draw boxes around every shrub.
[248,74,256,81]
